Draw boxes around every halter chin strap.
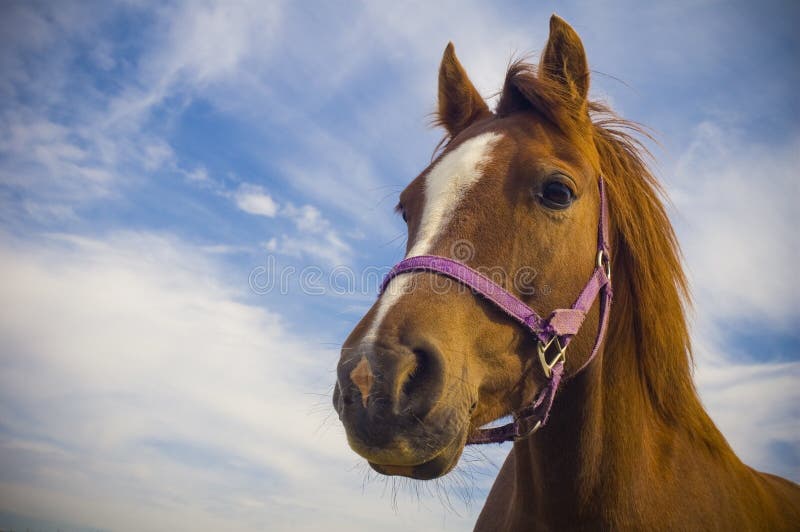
[379,177,613,444]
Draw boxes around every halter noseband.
[379,177,613,444]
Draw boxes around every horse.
[333,15,800,530]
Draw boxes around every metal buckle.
[597,249,612,281]
[537,335,566,379]
[514,418,542,441]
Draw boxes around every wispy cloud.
[283,203,326,232]
[0,1,282,224]
[669,124,799,329]
[233,183,279,218]
[695,342,800,481]
[0,231,479,531]
[267,231,352,267]
[0,0,797,529]
[664,123,800,480]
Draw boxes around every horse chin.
[367,425,468,480]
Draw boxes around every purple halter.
[379,177,613,444]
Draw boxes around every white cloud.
[102,1,283,129]
[695,344,800,480]
[224,178,355,265]
[0,231,480,531]
[233,183,279,218]
[276,135,397,239]
[663,123,800,480]
[0,1,285,222]
[269,231,352,267]
[269,203,354,265]
[283,203,326,233]
[668,123,799,328]
[0,113,117,205]
[232,189,355,265]
[229,195,354,265]
[185,166,210,183]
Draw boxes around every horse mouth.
[367,424,468,480]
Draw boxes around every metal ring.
[537,336,566,379]
[597,249,612,281]
[514,419,542,441]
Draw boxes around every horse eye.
[538,181,575,209]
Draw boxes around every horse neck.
[516,336,648,515]
[507,305,743,524]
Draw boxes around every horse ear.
[540,15,590,104]
[437,43,491,137]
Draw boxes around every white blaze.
[364,132,503,341]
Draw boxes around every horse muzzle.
[333,339,470,479]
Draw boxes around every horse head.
[333,16,608,480]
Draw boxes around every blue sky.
[0,1,798,530]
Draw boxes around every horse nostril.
[401,349,431,399]
[399,347,443,417]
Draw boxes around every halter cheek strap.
[379,177,613,444]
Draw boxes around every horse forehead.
[427,132,507,187]
[408,131,505,257]
[363,131,506,347]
